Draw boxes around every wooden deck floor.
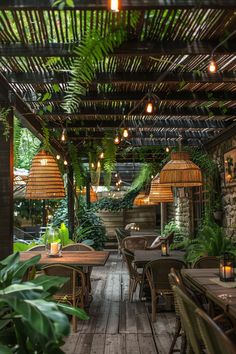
[62,253,179,354]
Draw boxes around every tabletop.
[20,251,110,267]
[182,268,236,318]
[134,250,185,266]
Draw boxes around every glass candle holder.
[161,241,169,256]
[45,227,62,258]
[219,253,235,282]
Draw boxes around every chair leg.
[129,279,134,302]
[151,291,157,322]
[168,317,181,354]
[72,315,77,333]
[180,334,187,354]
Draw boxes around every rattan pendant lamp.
[149,175,174,203]
[25,150,65,199]
[81,187,98,202]
[133,192,156,206]
[159,150,202,187]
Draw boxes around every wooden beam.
[5,71,236,84]
[41,105,236,117]
[25,90,236,103]
[1,40,235,57]
[48,118,225,129]
[0,0,235,10]
[67,166,75,238]
[205,122,236,150]
[0,106,13,259]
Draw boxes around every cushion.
[150,236,161,248]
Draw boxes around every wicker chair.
[145,259,186,322]
[115,228,126,255]
[193,256,220,269]
[168,268,187,354]
[173,285,203,354]
[146,232,175,250]
[122,236,147,251]
[27,245,45,251]
[42,264,86,332]
[62,243,94,292]
[122,249,142,301]
[196,308,236,354]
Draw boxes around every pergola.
[1,0,236,258]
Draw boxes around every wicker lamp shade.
[159,151,203,187]
[149,175,174,203]
[25,150,65,199]
[81,187,98,202]
[134,192,156,206]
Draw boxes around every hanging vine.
[0,107,11,140]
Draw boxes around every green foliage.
[129,163,153,191]
[0,107,11,140]
[93,188,139,212]
[102,133,117,187]
[0,252,88,353]
[75,202,107,250]
[52,199,68,228]
[68,142,86,188]
[58,223,73,246]
[184,218,236,264]
[52,0,74,9]
[63,28,126,113]
[13,242,40,252]
[13,118,22,167]
[162,220,184,244]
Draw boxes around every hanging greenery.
[68,142,86,188]
[0,107,11,140]
[102,132,117,188]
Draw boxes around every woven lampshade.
[159,151,203,187]
[134,192,156,206]
[81,187,98,202]
[149,175,174,203]
[25,150,65,199]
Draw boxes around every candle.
[50,242,59,255]
[161,244,167,256]
[221,265,233,279]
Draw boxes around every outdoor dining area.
[1,1,236,353]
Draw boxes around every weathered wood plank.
[138,334,158,354]
[104,334,126,354]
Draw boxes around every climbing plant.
[0,107,11,140]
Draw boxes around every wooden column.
[67,165,75,238]
[86,173,91,209]
[160,202,167,233]
[0,106,13,259]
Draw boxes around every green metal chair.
[196,308,236,354]
[145,259,186,322]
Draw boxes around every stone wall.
[208,134,236,238]
[167,195,192,237]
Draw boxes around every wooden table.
[182,269,236,320]
[134,250,185,267]
[20,251,110,267]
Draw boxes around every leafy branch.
[0,107,11,140]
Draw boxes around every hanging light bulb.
[115,173,118,178]
[165,147,170,153]
[110,0,119,12]
[208,57,217,73]
[61,128,66,142]
[145,101,154,114]
[123,128,129,138]
[56,154,60,160]
[114,133,120,144]
[99,152,104,159]
[91,162,95,169]
[64,160,68,166]
[97,161,101,168]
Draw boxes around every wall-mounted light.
[61,128,66,142]
[110,0,119,12]
[208,57,217,73]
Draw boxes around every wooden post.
[0,106,13,259]
[67,166,75,238]
[160,202,167,233]
[42,200,47,227]
[86,173,91,209]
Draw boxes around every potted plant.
[213,196,223,221]
[0,252,88,353]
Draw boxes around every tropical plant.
[52,199,68,228]
[102,133,117,188]
[0,252,88,354]
[162,220,184,244]
[184,219,236,264]
[68,142,86,188]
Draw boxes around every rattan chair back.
[27,245,45,251]
[173,285,202,354]
[168,268,186,316]
[122,249,139,279]
[122,236,147,250]
[196,308,236,354]
[193,256,220,269]
[62,243,94,251]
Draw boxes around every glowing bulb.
[100,152,104,159]
[208,59,217,73]
[114,135,120,144]
[61,129,66,142]
[146,101,153,114]
[118,179,122,184]
[123,128,129,138]
[40,158,48,166]
[56,154,60,160]
[151,175,154,179]
[115,173,118,177]
[91,162,95,169]
[110,0,119,12]
[165,147,170,153]
[64,160,68,166]
[97,161,101,168]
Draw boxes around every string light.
[64,160,68,166]
[115,173,118,178]
[56,154,60,160]
[145,101,154,114]
[91,162,95,169]
[61,128,66,142]
[110,0,119,12]
[99,152,104,159]
[165,147,170,153]
[97,161,101,168]
[208,57,217,73]
[123,128,129,138]
[114,133,120,144]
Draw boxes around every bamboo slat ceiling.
[1,1,236,150]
